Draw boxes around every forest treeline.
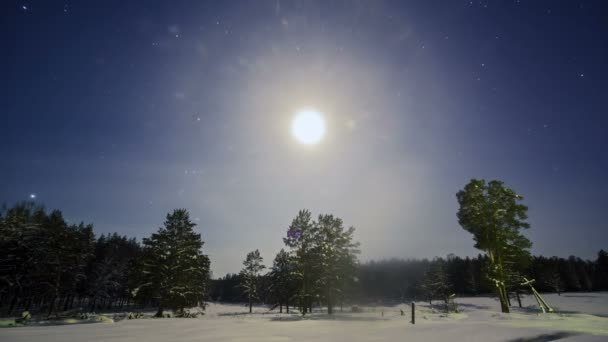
[2,179,608,317]
[210,252,608,305]
[0,202,209,317]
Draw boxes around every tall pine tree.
[269,249,295,313]
[313,214,359,314]
[284,209,316,314]
[138,209,210,316]
[240,249,265,313]
[456,179,532,313]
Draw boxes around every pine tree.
[541,268,564,295]
[593,250,608,291]
[313,214,359,314]
[240,249,265,313]
[456,179,532,313]
[138,209,210,316]
[420,258,453,307]
[270,249,295,313]
[88,233,139,310]
[0,202,44,315]
[283,209,316,314]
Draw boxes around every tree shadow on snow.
[453,303,492,310]
[561,294,600,298]
[507,331,579,342]
[270,314,390,322]
[217,312,253,317]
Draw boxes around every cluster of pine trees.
[212,210,360,315]
[0,203,210,317]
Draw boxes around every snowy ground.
[1,293,607,342]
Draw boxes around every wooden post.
[411,302,415,324]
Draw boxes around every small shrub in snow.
[351,306,363,313]
[175,311,200,318]
[15,311,31,324]
[128,312,145,319]
[95,315,113,323]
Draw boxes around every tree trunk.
[327,288,333,315]
[516,291,522,308]
[489,249,509,313]
[286,297,289,313]
[155,306,164,317]
[8,295,17,316]
[62,296,69,311]
[279,302,283,313]
[47,296,56,317]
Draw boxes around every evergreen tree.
[138,209,210,316]
[283,209,316,314]
[541,267,564,296]
[456,179,532,313]
[593,250,608,291]
[240,249,265,313]
[88,233,140,311]
[0,202,44,315]
[313,214,359,314]
[269,249,295,313]
[563,256,582,291]
[420,258,453,306]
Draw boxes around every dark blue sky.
[2,1,607,275]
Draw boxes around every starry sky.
[2,1,607,276]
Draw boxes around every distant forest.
[2,197,608,317]
[210,252,608,305]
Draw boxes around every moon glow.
[291,109,326,145]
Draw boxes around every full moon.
[291,109,326,145]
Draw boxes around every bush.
[95,315,114,323]
[128,312,145,319]
[15,311,31,324]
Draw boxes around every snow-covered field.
[1,293,607,342]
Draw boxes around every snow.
[1,293,607,341]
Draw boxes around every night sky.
[2,1,607,276]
